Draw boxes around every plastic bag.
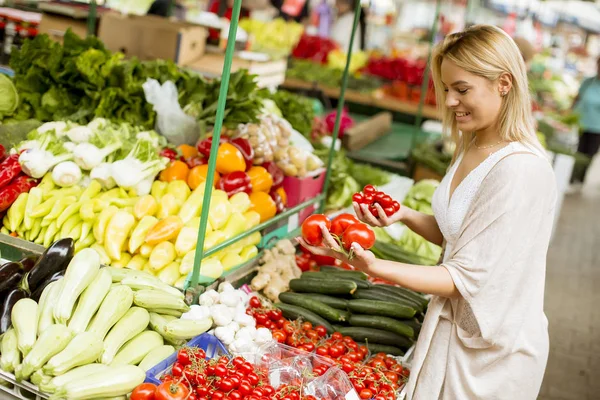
[143,78,199,146]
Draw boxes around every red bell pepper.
[185,156,208,169]
[0,155,22,189]
[262,162,284,189]
[196,136,230,158]
[269,189,285,214]
[217,171,252,197]
[159,148,179,161]
[0,175,38,212]
[230,138,254,171]
[0,144,6,163]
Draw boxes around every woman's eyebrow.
[450,80,469,86]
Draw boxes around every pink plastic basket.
[282,168,326,223]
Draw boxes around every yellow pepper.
[91,244,112,265]
[34,226,47,245]
[174,226,198,258]
[178,183,206,224]
[133,195,158,220]
[43,195,77,226]
[111,253,132,269]
[174,275,188,290]
[81,180,102,201]
[145,216,183,246]
[68,223,83,241]
[179,251,196,275]
[199,258,224,279]
[80,222,92,243]
[184,217,212,232]
[208,190,232,230]
[157,194,180,219]
[75,234,95,253]
[157,261,180,286]
[151,181,168,201]
[139,243,154,258]
[109,197,139,208]
[29,218,43,242]
[43,221,59,248]
[126,254,147,271]
[79,200,96,222]
[221,253,244,271]
[240,245,258,262]
[8,193,28,233]
[57,201,82,228]
[23,188,43,230]
[142,262,155,276]
[97,188,121,201]
[229,192,252,213]
[30,196,57,219]
[149,242,176,271]
[243,211,261,229]
[167,180,191,206]
[61,214,81,238]
[203,230,226,251]
[93,206,118,244]
[104,210,136,261]
[44,186,81,201]
[117,188,129,198]
[238,231,262,248]
[0,226,9,235]
[222,213,247,240]
[129,216,158,254]
[37,173,55,194]
[2,215,9,230]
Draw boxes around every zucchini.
[337,327,413,349]
[148,313,185,346]
[303,270,368,280]
[37,279,63,336]
[357,342,405,357]
[353,289,420,309]
[375,284,428,307]
[164,318,213,340]
[44,332,104,376]
[100,307,150,365]
[68,268,112,334]
[348,314,414,339]
[301,272,370,289]
[138,345,175,371]
[120,274,183,299]
[11,298,39,356]
[54,248,101,324]
[372,285,426,309]
[347,299,416,319]
[30,369,52,386]
[133,290,190,312]
[87,285,134,340]
[289,278,357,295]
[0,328,20,373]
[274,303,335,333]
[51,365,145,400]
[110,330,164,367]
[303,293,349,310]
[104,267,147,283]
[21,324,74,379]
[279,292,350,322]
[40,363,109,394]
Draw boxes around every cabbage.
[0,74,18,119]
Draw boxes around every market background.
[0,0,598,399]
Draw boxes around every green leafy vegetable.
[269,90,315,136]
[0,74,18,119]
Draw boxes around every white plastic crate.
[0,369,48,400]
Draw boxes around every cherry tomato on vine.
[272,329,287,343]
[249,296,262,308]
[155,382,190,400]
[171,362,183,377]
[363,185,376,194]
[315,325,328,337]
[359,389,374,399]
[176,349,191,366]
[352,193,364,203]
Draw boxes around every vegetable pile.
[301,213,376,255]
[239,18,304,59]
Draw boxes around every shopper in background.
[330,0,366,52]
[147,0,185,18]
[300,25,555,400]
[572,56,600,187]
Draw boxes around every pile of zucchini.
[275,267,427,356]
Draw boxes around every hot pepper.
[0,155,22,189]
[196,136,230,158]
[0,175,38,213]
[217,171,252,198]
[230,138,254,171]
[262,162,284,189]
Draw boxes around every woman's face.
[441,59,504,134]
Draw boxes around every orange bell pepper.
[216,143,246,175]
[188,165,220,190]
[177,144,198,159]
[144,215,184,245]
[249,192,277,223]
[159,160,189,182]
[247,166,273,193]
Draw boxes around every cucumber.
[337,327,413,349]
[289,279,358,295]
[300,273,371,289]
[369,286,423,309]
[357,342,405,357]
[304,270,368,281]
[303,294,349,310]
[349,314,414,339]
[347,299,416,319]
[373,285,427,308]
[279,293,350,322]
[274,303,335,333]
[353,289,420,309]
[375,285,428,307]
[402,319,422,336]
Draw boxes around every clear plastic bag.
[143,78,199,146]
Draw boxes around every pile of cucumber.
[275,267,427,356]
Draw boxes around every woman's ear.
[498,72,513,97]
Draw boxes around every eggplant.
[21,238,74,295]
[0,288,28,334]
[0,262,24,294]
[18,255,38,273]
[30,269,66,302]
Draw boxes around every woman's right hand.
[353,201,405,227]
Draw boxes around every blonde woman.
[299,25,556,399]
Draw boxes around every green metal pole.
[318,0,362,213]
[87,0,97,36]
[190,0,242,289]
[411,0,441,148]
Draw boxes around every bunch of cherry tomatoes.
[352,185,400,218]
[314,332,368,373]
[301,213,375,253]
[348,354,410,400]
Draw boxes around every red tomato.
[176,349,191,366]
[232,356,245,368]
[363,185,376,194]
[240,362,254,375]
[155,382,190,400]
[331,332,343,341]
[171,362,183,377]
[247,372,260,386]
[252,388,264,397]
[249,296,262,308]
[214,365,228,377]
[188,394,198,400]
[229,391,242,400]
[352,192,364,203]
[211,391,225,400]
[196,386,209,397]
[272,329,287,343]
[276,318,285,328]
[267,309,282,321]
[342,223,376,250]
[262,385,275,396]
[374,395,386,400]
[359,389,373,399]
[311,253,338,266]
[131,383,157,400]
[301,321,313,331]
[239,382,252,396]
[282,321,295,334]
[315,325,328,337]
[342,362,355,373]
[316,346,329,356]
[328,346,342,358]
[330,213,359,237]
[389,364,403,374]
[301,214,331,246]
[254,313,268,325]
[219,378,235,392]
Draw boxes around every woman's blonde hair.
[431,25,543,160]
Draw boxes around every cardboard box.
[342,112,392,152]
[98,13,207,65]
[38,13,88,43]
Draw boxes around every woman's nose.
[445,93,459,108]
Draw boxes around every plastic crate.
[282,168,326,224]
[0,369,48,400]
[145,333,228,385]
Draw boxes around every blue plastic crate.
[145,333,228,385]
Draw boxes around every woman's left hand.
[297,225,377,273]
